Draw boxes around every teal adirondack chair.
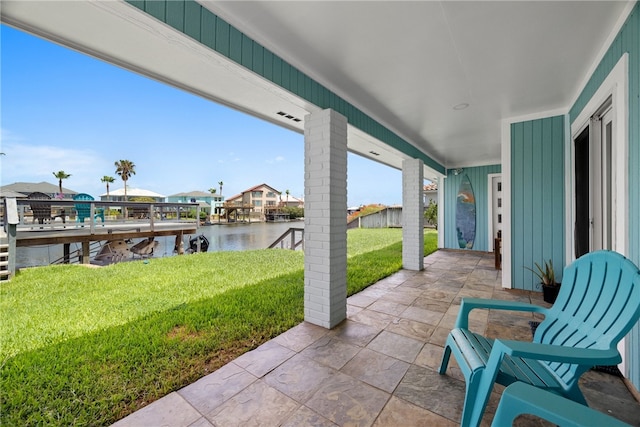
[73,193,94,223]
[492,382,631,427]
[73,193,104,223]
[439,250,640,427]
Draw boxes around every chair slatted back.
[533,251,640,385]
[73,193,94,220]
[27,192,52,223]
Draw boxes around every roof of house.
[225,193,242,202]
[424,183,438,192]
[168,190,214,198]
[279,194,303,203]
[0,181,78,195]
[242,183,281,195]
[102,188,166,198]
[226,183,283,202]
[0,190,28,199]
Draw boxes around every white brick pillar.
[402,158,424,270]
[303,109,348,328]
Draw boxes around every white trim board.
[568,53,629,261]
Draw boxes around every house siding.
[510,116,565,292]
[569,3,639,389]
[124,0,445,175]
[443,164,501,252]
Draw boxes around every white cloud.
[266,155,285,164]
[0,141,111,195]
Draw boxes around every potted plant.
[526,260,561,303]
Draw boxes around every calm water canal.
[17,221,302,268]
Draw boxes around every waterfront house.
[1,181,77,200]
[4,0,639,407]
[168,190,224,215]
[225,183,281,221]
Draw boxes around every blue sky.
[1,24,404,206]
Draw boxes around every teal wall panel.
[166,1,184,32]
[241,34,253,70]
[443,164,501,253]
[144,0,165,22]
[569,3,639,389]
[200,10,216,50]
[184,1,200,41]
[228,26,242,64]
[214,16,229,57]
[125,0,445,174]
[511,116,565,292]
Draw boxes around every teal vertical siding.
[124,0,445,174]
[511,116,565,291]
[443,164,501,252]
[570,3,640,389]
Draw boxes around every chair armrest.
[493,339,622,366]
[455,298,548,328]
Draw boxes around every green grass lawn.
[1,229,437,426]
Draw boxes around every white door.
[574,97,614,257]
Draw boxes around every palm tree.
[114,160,136,201]
[218,181,224,195]
[52,171,71,198]
[101,176,116,201]
[208,188,217,194]
[285,189,290,205]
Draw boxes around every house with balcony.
[3,0,639,417]
[224,183,281,221]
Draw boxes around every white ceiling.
[206,1,630,169]
[1,1,632,176]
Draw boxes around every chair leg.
[464,347,505,427]
[439,345,451,374]
[460,371,485,427]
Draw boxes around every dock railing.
[268,227,304,251]
[11,199,201,233]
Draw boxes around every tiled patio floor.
[113,250,640,427]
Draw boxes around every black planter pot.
[542,285,560,303]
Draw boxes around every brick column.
[402,158,424,270]
[303,109,348,328]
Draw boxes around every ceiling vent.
[277,111,302,122]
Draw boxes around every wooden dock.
[15,221,197,247]
[2,198,202,278]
